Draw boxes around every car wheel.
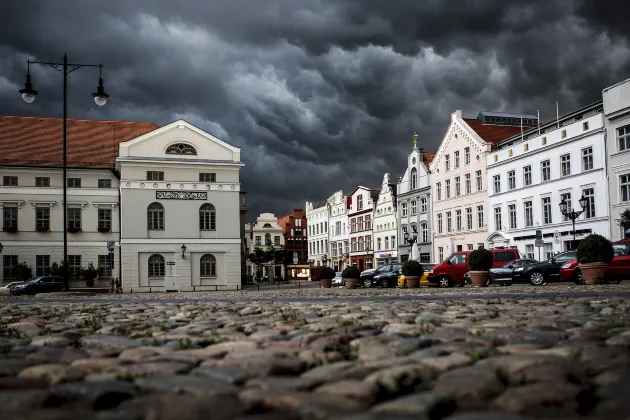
[573,269,585,285]
[380,278,390,288]
[403,279,408,288]
[529,271,546,286]
[363,278,372,288]
[438,276,451,288]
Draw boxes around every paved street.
[1,285,629,419]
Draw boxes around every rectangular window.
[465,174,471,194]
[274,236,280,246]
[581,147,593,171]
[438,247,444,262]
[523,166,532,186]
[336,221,341,235]
[3,176,17,186]
[466,207,472,230]
[467,244,474,251]
[411,200,417,215]
[445,154,450,171]
[384,237,389,250]
[494,207,502,231]
[508,170,516,190]
[464,147,470,165]
[35,177,50,187]
[544,243,553,260]
[583,188,595,219]
[508,204,517,229]
[36,207,50,231]
[493,175,501,194]
[67,178,81,188]
[524,201,533,227]
[3,207,17,230]
[618,125,630,152]
[147,171,164,181]
[560,154,571,177]
[199,173,216,182]
[255,236,261,246]
[377,238,382,251]
[402,203,408,217]
[365,215,371,230]
[476,170,483,191]
[98,255,112,277]
[456,209,462,231]
[560,192,572,221]
[477,205,484,229]
[421,198,427,213]
[3,255,18,279]
[541,160,551,182]
[525,244,534,259]
[357,196,363,210]
[98,179,112,188]
[454,151,460,168]
[36,255,50,277]
[455,176,461,196]
[68,255,81,278]
[446,211,452,232]
[68,208,81,229]
[437,213,443,233]
[436,182,441,201]
[621,174,630,202]
[445,180,451,199]
[98,209,112,232]
[542,197,552,225]
[583,121,589,131]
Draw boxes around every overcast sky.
[1,1,629,221]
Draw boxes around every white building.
[305,201,328,266]
[249,213,285,280]
[397,135,435,263]
[373,173,398,267]
[327,190,349,272]
[430,111,532,262]
[603,78,630,240]
[348,186,378,271]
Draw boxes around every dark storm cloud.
[1,0,630,220]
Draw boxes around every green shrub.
[80,263,98,280]
[577,234,614,264]
[318,266,336,280]
[402,260,424,276]
[468,248,493,271]
[51,261,68,277]
[341,266,361,279]
[16,262,33,281]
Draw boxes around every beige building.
[249,213,285,280]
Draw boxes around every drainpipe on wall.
[602,117,613,240]
[112,169,123,285]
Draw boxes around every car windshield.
[335,272,342,277]
[26,277,43,284]
[613,244,628,256]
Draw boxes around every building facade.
[327,190,349,272]
[486,103,609,257]
[277,209,309,280]
[430,111,531,262]
[250,213,285,280]
[373,173,398,267]
[397,136,435,263]
[348,186,378,271]
[603,78,630,241]
[305,201,328,266]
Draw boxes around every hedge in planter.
[342,266,361,289]
[467,248,493,287]
[576,234,614,285]
[401,260,424,288]
[319,266,336,288]
[80,263,99,287]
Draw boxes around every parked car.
[560,239,630,284]
[10,276,64,295]
[487,259,539,285]
[360,263,402,288]
[332,272,344,287]
[398,263,437,287]
[427,248,521,287]
[0,281,24,296]
[511,250,577,285]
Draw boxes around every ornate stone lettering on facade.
[156,191,207,200]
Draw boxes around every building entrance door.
[457,245,463,252]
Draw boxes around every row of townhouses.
[305,77,630,270]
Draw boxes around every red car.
[559,239,630,284]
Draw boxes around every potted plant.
[401,260,424,288]
[319,266,336,288]
[3,226,18,233]
[342,266,361,289]
[467,248,493,287]
[619,208,630,238]
[98,226,110,233]
[36,226,49,233]
[81,263,98,287]
[16,262,33,282]
[576,234,614,285]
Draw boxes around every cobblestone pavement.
[1,286,629,419]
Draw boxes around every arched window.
[200,254,217,277]
[411,168,418,190]
[166,143,197,155]
[148,254,165,277]
[199,203,216,231]
[263,223,272,228]
[421,223,428,243]
[147,203,164,230]
[265,233,271,245]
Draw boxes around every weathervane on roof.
[412,132,419,149]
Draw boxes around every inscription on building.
[156,191,207,200]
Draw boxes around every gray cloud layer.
[1,0,629,220]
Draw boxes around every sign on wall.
[156,191,207,200]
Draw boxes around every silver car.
[332,272,344,286]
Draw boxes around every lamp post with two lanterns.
[559,195,588,246]
[19,53,110,291]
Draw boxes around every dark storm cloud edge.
[0,0,629,221]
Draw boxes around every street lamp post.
[404,225,418,261]
[559,195,588,244]
[322,253,329,267]
[19,53,110,291]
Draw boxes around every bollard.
[298,282,300,290]
[277,282,280,290]
[237,285,239,291]
[215,285,218,291]
[257,283,260,291]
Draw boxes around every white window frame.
[581,147,593,172]
[477,205,484,229]
[560,154,571,177]
[542,196,552,225]
[493,175,501,194]
[466,207,472,230]
[541,160,551,182]
[508,170,516,190]
[523,165,532,186]
[508,204,517,229]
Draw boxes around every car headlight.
[561,263,571,269]
[428,269,434,274]
[514,267,524,272]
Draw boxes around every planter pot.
[469,271,490,287]
[579,262,608,285]
[85,279,95,287]
[405,276,420,288]
[320,279,332,288]
[345,278,358,289]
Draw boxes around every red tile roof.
[463,118,523,145]
[422,152,436,166]
[0,115,159,169]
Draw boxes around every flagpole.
[537,110,540,135]
[556,101,559,128]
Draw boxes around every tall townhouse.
[348,186,378,271]
[373,173,398,267]
[277,209,309,280]
[397,136,435,263]
[603,78,630,240]
[430,111,534,262]
[250,213,285,280]
[327,190,349,272]
[305,201,328,266]
[487,102,609,258]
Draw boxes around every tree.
[619,208,630,232]
[247,247,274,280]
[16,262,33,281]
[273,249,293,282]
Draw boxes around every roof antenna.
[537,110,540,135]
[556,101,560,128]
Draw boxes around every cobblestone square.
[1,285,629,419]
